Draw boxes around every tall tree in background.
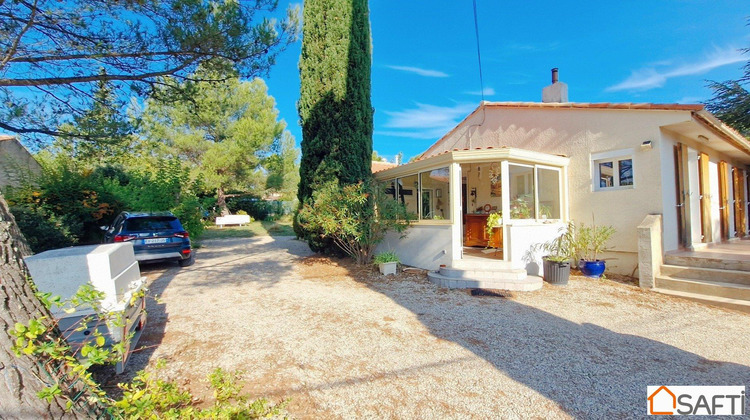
[265,132,301,201]
[141,71,290,214]
[0,0,299,140]
[52,74,138,166]
[296,0,373,250]
[705,48,750,137]
[0,1,298,416]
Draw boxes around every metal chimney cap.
[551,68,559,84]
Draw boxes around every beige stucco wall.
[430,108,699,275]
[0,137,42,189]
[376,224,452,269]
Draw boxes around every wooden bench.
[215,214,251,228]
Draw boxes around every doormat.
[469,289,512,298]
[480,248,502,254]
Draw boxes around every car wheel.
[178,254,194,267]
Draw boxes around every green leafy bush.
[111,367,286,419]
[5,160,124,244]
[171,195,205,238]
[6,157,208,247]
[226,196,285,221]
[9,206,75,252]
[297,181,415,264]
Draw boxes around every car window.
[124,217,182,232]
[110,215,124,233]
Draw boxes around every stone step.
[449,259,514,270]
[663,254,750,272]
[655,276,750,301]
[652,288,750,313]
[438,266,527,280]
[659,264,750,286]
[427,271,542,292]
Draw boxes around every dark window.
[599,161,614,188]
[619,159,633,186]
[124,217,182,232]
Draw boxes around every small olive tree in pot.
[540,222,575,285]
[572,222,616,278]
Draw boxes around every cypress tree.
[295,0,373,249]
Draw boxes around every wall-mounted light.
[640,140,653,151]
[698,135,709,143]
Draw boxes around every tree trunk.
[0,194,103,419]
[217,186,230,216]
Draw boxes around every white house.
[374,73,750,293]
[0,135,42,188]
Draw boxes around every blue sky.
[263,1,748,162]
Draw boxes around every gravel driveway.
[123,236,750,419]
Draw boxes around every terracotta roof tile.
[371,161,397,174]
[482,101,704,111]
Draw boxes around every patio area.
[666,237,750,270]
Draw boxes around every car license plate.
[144,238,168,244]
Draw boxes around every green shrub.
[111,367,286,418]
[5,161,124,244]
[6,157,210,248]
[297,181,415,264]
[172,195,205,238]
[227,196,286,221]
[10,206,75,252]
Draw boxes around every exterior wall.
[659,128,750,249]
[505,222,565,276]
[0,137,42,188]
[376,224,452,269]
[431,108,694,275]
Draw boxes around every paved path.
[127,236,750,419]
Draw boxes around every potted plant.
[571,222,615,278]
[540,223,575,285]
[485,211,503,236]
[374,251,399,275]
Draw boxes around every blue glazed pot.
[579,259,606,278]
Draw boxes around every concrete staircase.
[428,259,542,292]
[653,252,750,313]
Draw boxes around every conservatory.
[374,147,570,274]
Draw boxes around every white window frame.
[535,164,563,221]
[591,149,635,191]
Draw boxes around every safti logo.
[647,386,746,415]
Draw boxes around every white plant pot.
[379,261,397,275]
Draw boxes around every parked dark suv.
[103,212,194,267]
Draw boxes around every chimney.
[542,67,568,103]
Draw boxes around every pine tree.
[53,72,135,166]
[705,48,750,137]
[296,0,373,248]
